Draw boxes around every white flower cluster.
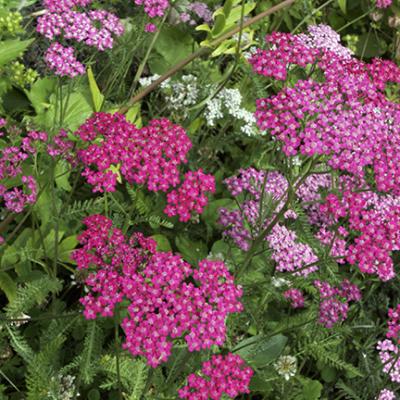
[205,88,257,136]
[139,74,199,118]
[140,74,258,135]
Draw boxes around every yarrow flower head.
[376,0,392,8]
[0,130,47,213]
[314,279,361,328]
[283,288,305,308]
[37,0,124,76]
[72,215,243,367]
[178,353,253,400]
[134,0,169,18]
[377,339,400,383]
[73,113,214,221]
[377,389,397,400]
[44,43,85,78]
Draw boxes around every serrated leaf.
[0,272,17,302]
[0,39,33,66]
[87,66,104,112]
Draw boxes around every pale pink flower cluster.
[284,288,305,308]
[134,0,169,17]
[0,130,47,213]
[44,43,85,78]
[314,279,361,328]
[377,340,400,383]
[377,389,397,400]
[37,0,124,77]
[178,353,253,400]
[72,215,243,367]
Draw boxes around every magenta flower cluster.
[37,0,124,77]
[74,112,214,221]
[251,26,400,195]
[376,0,393,8]
[134,0,169,18]
[72,215,243,367]
[284,288,305,308]
[178,353,253,400]
[377,339,400,383]
[321,190,400,281]
[165,169,216,222]
[314,279,361,328]
[387,304,400,342]
[0,129,47,213]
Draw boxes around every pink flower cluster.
[179,2,213,25]
[252,27,400,195]
[164,170,216,222]
[284,288,305,308]
[377,389,396,400]
[219,168,347,276]
[134,0,169,18]
[44,43,85,78]
[314,279,361,328]
[47,129,76,166]
[377,339,400,383]
[37,0,124,77]
[72,215,243,367]
[178,353,253,400]
[268,223,318,276]
[74,113,214,221]
[0,130,47,213]
[321,190,400,281]
[387,304,400,342]
[376,0,392,8]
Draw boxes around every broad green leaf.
[126,102,142,127]
[55,160,72,192]
[301,380,322,400]
[338,0,346,13]
[175,235,208,265]
[87,67,104,112]
[58,235,78,263]
[212,14,226,36]
[25,77,57,114]
[355,33,386,58]
[151,234,172,252]
[223,0,234,18]
[0,271,17,302]
[235,334,288,367]
[0,39,33,66]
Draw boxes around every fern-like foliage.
[5,276,62,317]
[99,353,149,399]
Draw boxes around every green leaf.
[55,160,72,192]
[0,39,33,66]
[201,199,234,228]
[151,234,171,252]
[87,66,104,112]
[355,33,386,58]
[223,0,234,17]
[212,14,226,37]
[338,0,346,13]
[235,334,288,367]
[301,379,322,400]
[0,272,17,302]
[25,77,57,114]
[58,235,78,263]
[175,235,208,265]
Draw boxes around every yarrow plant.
[178,353,253,400]
[37,0,124,77]
[72,215,243,367]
